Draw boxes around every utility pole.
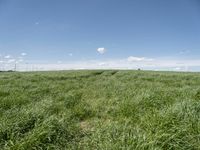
[14,63,17,71]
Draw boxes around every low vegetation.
[0,70,200,149]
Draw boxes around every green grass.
[0,70,200,149]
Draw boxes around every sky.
[0,0,200,71]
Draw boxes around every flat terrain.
[0,70,200,149]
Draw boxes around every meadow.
[0,70,200,149]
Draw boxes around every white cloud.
[98,62,107,66]
[68,53,73,56]
[127,56,153,62]
[4,55,11,59]
[2,55,200,72]
[128,56,145,62]
[97,48,106,54]
[18,59,24,62]
[21,53,27,56]
[7,59,16,63]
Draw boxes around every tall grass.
[0,70,200,149]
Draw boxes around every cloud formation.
[97,48,106,54]
[4,55,11,59]
[18,59,24,62]
[7,59,16,63]
[21,53,27,56]
[98,62,107,66]
[127,56,153,62]
[12,57,200,72]
[1,52,200,72]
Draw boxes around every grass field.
[0,70,200,149]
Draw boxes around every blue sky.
[0,0,200,71]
